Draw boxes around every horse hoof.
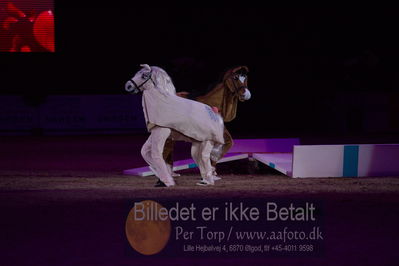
[213,176,221,181]
[167,181,176,187]
[155,180,167,187]
[155,181,175,187]
[196,178,214,186]
[164,178,176,187]
[171,172,181,177]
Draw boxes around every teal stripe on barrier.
[343,145,359,177]
[188,163,197,168]
[269,163,276,169]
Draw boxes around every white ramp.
[253,153,293,176]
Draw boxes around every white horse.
[125,64,225,187]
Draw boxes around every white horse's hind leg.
[191,141,205,178]
[192,141,211,186]
[141,127,175,187]
[198,141,215,185]
[210,144,223,180]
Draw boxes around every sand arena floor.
[1,135,398,265]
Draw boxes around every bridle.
[228,72,248,96]
[129,70,156,92]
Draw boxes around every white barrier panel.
[292,145,344,178]
[292,144,399,178]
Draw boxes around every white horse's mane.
[150,66,176,95]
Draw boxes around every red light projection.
[0,1,54,52]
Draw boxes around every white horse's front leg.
[143,127,175,187]
[141,133,160,177]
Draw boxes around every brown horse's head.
[223,66,250,100]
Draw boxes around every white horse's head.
[125,64,154,94]
[125,64,176,95]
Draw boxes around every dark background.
[1,3,399,140]
[1,5,399,266]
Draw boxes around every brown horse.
[163,66,250,174]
